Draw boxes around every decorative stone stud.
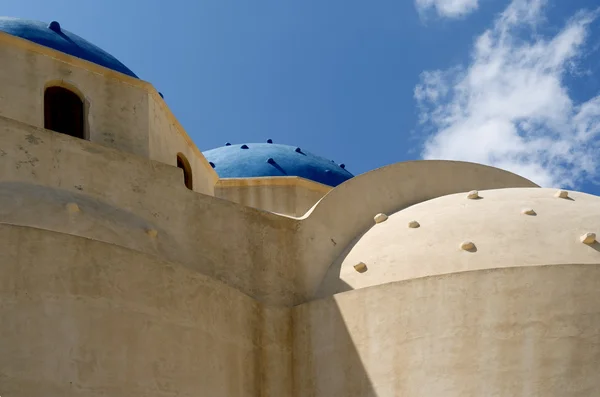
[354,262,368,273]
[146,229,158,238]
[340,163,346,169]
[580,232,596,245]
[295,147,302,153]
[555,190,569,199]
[240,144,249,149]
[65,202,80,213]
[374,213,388,224]
[209,162,216,168]
[267,157,276,164]
[460,241,475,251]
[225,142,231,146]
[521,208,536,215]
[408,220,420,228]
[467,190,480,199]
[267,139,273,143]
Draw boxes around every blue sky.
[4,0,600,194]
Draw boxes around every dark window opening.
[44,86,85,139]
[177,154,193,190]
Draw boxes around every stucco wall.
[0,116,300,305]
[148,93,217,195]
[214,177,330,217]
[0,32,216,196]
[0,224,291,397]
[0,32,150,157]
[3,23,600,397]
[294,264,600,397]
[0,117,545,305]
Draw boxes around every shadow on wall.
[293,297,378,397]
[313,229,368,298]
[295,265,600,396]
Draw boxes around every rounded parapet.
[296,264,600,396]
[0,224,272,396]
[303,160,538,220]
[296,160,539,301]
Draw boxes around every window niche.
[177,153,193,190]
[44,86,85,139]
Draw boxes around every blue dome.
[0,17,137,78]
[203,143,353,187]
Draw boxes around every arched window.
[177,153,193,190]
[44,86,85,139]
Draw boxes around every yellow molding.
[0,31,219,184]
[215,176,333,194]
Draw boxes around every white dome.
[316,187,600,297]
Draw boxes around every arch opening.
[44,86,85,139]
[177,153,193,190]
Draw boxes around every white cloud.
[415,0,479,18]
[415,0,600,188]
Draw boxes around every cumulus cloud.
[415,0,479,18]
[415,0,600,187]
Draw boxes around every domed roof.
[316,188,600,297]
[0,17,137,78]
[203,142,353,187]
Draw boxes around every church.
[1,17,599,397]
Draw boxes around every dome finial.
[48,21,61,33]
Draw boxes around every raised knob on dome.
[48,21,61,33]
[374,213,388,224]
[408,220,420,228]
[65,202,80,213]
[354,262,368,273]
[467,190,480,199]
[460,241,476,251]
[580,232,596,244]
